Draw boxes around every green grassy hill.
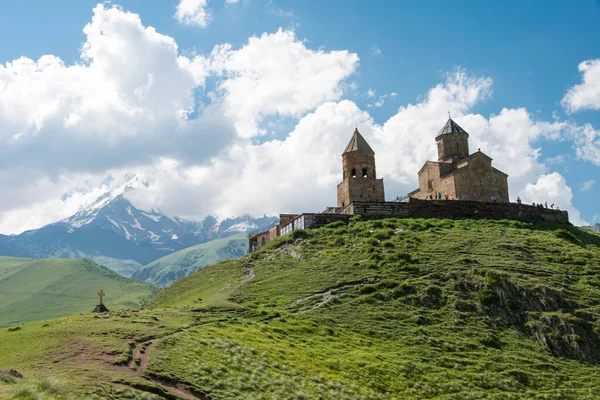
[0,257,158,328]
[132,232,248,287]
[2,218,600,399]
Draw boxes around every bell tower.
[436,117,470,163]
[337,128,385,208]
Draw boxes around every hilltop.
[2,218,600,399]
[0,257,158,328]
[133,233,249,287]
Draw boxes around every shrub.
[326,221,346,229]
[382,240,395,248]
[374,228,394,241]
[292,229,309,240]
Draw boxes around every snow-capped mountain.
[0,177,278,276]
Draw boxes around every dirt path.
[284,279,370,313]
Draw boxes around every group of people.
[421,193,560,210]
[426,192,468,201]
[516,197,559,210]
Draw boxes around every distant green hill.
[0,256,158,328]
[3,219,600,399]
[132,232,248,286]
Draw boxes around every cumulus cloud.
[0,4,591,233]
[202,29,359,137]
[519,173,585,225]
[174,0,211,27]
[0,4,233,176]
[128,70,586,227]
[562,58,600,112]
[569,123,600,166]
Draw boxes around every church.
[248,117,567,253]
[336,128,385,208]
[408,117,509,202]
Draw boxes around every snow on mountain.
[53,175,277,252]
[0,174,278,278]
[224,221,258,233]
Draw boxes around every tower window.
[351,168,356,178]
[362,168,368,178]
[456,143,459,151]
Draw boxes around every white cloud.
[562,58,600,112]
[519,173,586,225]
[0,5,590,233]
[546,154,566,165]
[203,28,359,137]
[174,0,211,27]
[127,70,586,228]
[367,91,397,108]
[582,180,595,192]
[0,3,234,177]
[371,44,382,58]
[569,123,600,166]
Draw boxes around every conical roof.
[343,128,374,154]
[437,117,468,136]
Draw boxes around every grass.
[133,232,248,287]
[2,218,600,399]
[0,257,158,328]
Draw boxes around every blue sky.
[0,0,599,232]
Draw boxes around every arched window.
[351,168,356,178]
[261,237,266,246]
[362,167,368,178]
[456,142,459,151]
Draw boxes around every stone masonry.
[249,120,569,253]
[336,128,384,208]
[410,118,509,202]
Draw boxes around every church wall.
[415,162,457,199]
[453,158,509,202]
[342,199,569,223]
[437,132,469,162]
[337,178,385,207]
[342,150,378,180]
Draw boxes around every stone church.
[409,117,509,202]
[336,128,385,208]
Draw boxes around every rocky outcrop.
[93,304,109,313]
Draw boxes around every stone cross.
[98,289,105,305]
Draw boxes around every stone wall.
[343,199,569,223]
[279,214,299,226]
[414,162,456,199]
[342,201,410,217]
[342,150,378,180]
[453,155,509,202]
[337,177,385,208]
[436,132,469,163]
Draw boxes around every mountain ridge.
[0,256,157,328]
[132,232,248,287]
[0,177,277,275]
